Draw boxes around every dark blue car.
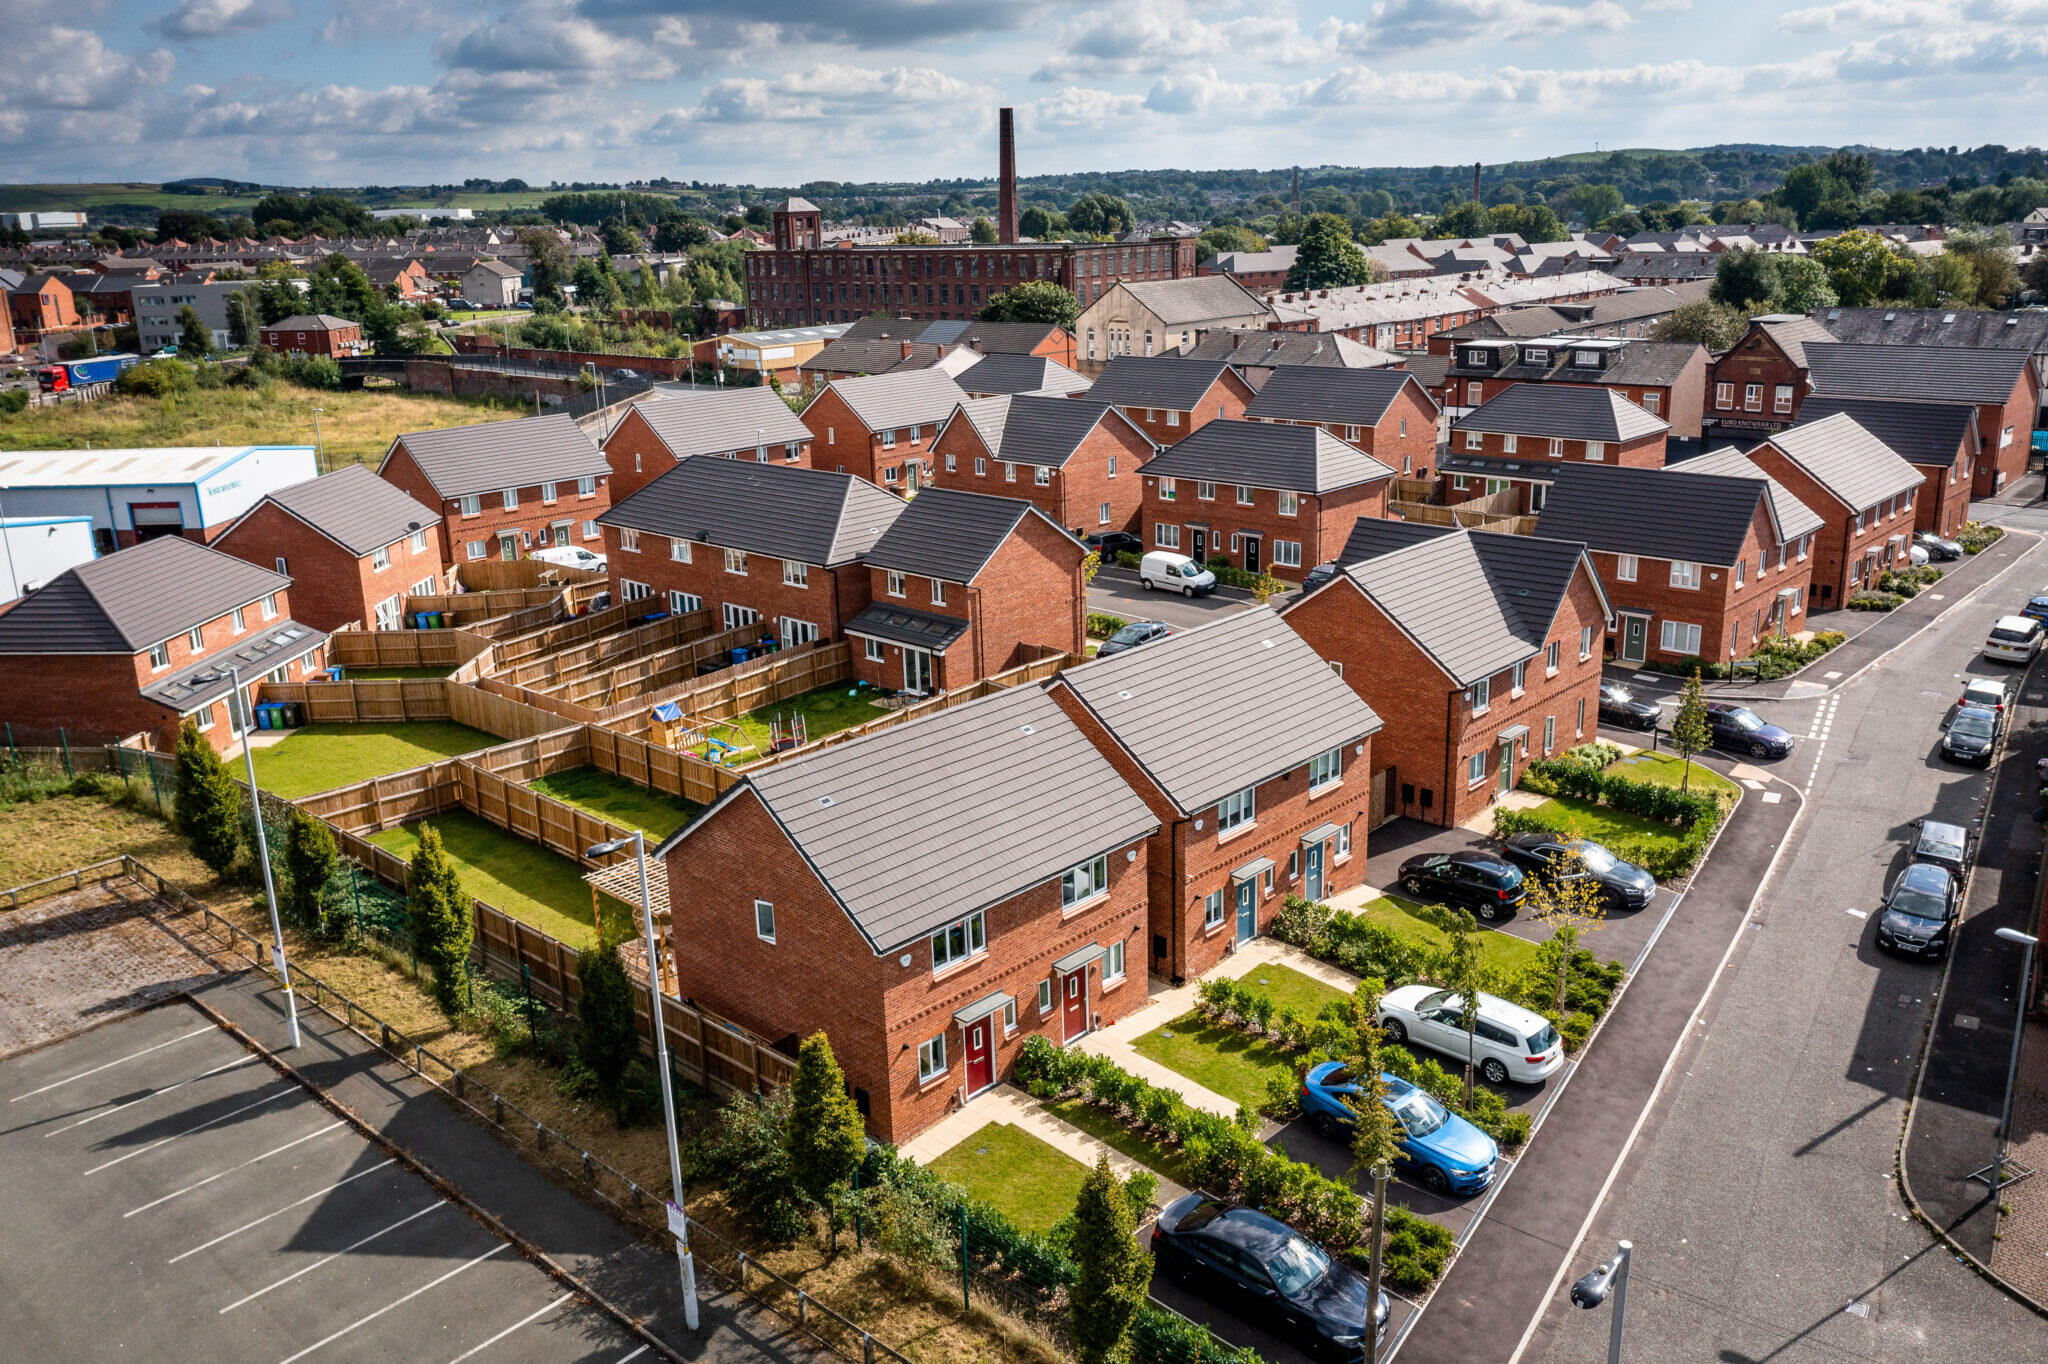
[1704,702,1795,758]
[1300,1063,1499,1195]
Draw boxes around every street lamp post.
[230,665,299,1049]
[1571,1240,1632,1364]
[311,407,324,472]
[588,832,698,1330]
[1979,927,2041,1193]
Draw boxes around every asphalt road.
[1086,566,1276,631]
[1527,501,2048,1363]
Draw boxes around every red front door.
[964,1019,994,1096]
[1062,970,1089,1043]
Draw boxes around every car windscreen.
[1726,709,1764,731]
[1992,627,2034,644]
[1889,888,1948,922]
[1263,1235,1332,1297]
[1574,845,1618,874]
[1390,1090,1449,1138]
[1108,624,1150,644]
[1527,1024,1560,1053]
[1951,713,1996,740]
[1918,830,1965,860]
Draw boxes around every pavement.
[1086,564,1280,631]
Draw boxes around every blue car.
[1300,1063,1499,1195]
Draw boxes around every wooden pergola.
[583,857,676,995]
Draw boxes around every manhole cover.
[1899,995,1915,1007]
[1957,1015,1981,1031]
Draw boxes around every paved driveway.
[1086,566,1280,631]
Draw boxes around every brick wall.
[1108,370,1256,446]
[932,411,1155,538]
[1975,371,2042,496]
[1139,475,1389,580]
[1707,331,1805,434]
[1588,500,1815,665]
[381,441,610,567]
[1917,453,1974,539]
[604,525,868,640]
[801,387,939,491]
[601,407,815,505]
[214,501,447,632]
[402,358,583,408]
[1746,444,1916,605]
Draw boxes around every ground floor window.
[1204,889,1226,928]
[620,579,651,602]
[1271,540,1302,569]
[1659,620,1701,655]
[1155,523,1180,549]
[467,541,486,560]
[669,591,701,615]
[374,595,403,630]
[781,617,819,647]
[1038,980,1054,1015]
[917,1035,947,1083]
[864,637,884,661]
[723,603,760,631]
[1467,751,1487,787]
[1105,940,1126,982]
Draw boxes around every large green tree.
[1197,224,1263,260]
[1069,1153,1153,1364]
[1433,200,1491,239]
[173,719,241,878]
[576,937,640,1124]
[155,208,221,244]
[1768,254,1839,313]
[1018,205,1065,239]
[786,1032,866,1245]
[1809,229,1912,306]
[978,280,1080,328]
[1650,300,1748,351]
[969,217,998,244]
[1489,201,1567,243]
[519,228,573,303]
[176,306,213,359]
[1065,192,1133,237]
[282,810,338,932]
[1359,212,1424,245]
[1942,229,2018,306]
[1711,249,1778,310]
[1284,213,1376,291]
[406,825,473,1015]
[1567,183,1625,227]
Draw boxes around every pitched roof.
[801,336,944,376]
[820,369,970,433]
[956,353,1092,397]
[1667,447,1826,541]
[1791,394,1978,469]
[626,387,814,460]
[1453,384,1668,443]
[1138,419,1394,494]
[1335,517,1456,565]
[1242,367,1432,427]
[386,413,607,500]
[266,314,356,331]
[1087,355,1242,412]
[946,395,1141,469]
[842,601,971,654]
[1116,276,1271,326]
[598,457,903,566]
[1326,528,1598,687]
[1533,463,1775,566]
[257,464,440,557]
[1751,315,1836,369]
[1054,607,1381,812]
[1811,306,2048,353]
[687,684,1157,954]
[0,535,288,654]
[862,488,1071,584]
[466,259,522,278]
[944,320,1067,354]
[1180,329,1399,369]
[1753,412,1925,510]
[1802,341,2035,406]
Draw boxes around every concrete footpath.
[1391,768,1803,1362]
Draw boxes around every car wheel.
[1476,900,1498,921]
[1140,577,1153,591]
[1383,1018,1408,1045]
[1481,1057,1509,1085]
[1752,741,1771,757]
[1404,875,1425,896]
[1420,1164,1451,1195]
[1312,1111,1344,1141]
[1182,586,1195,598]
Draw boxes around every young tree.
[1284,213,1377,291]
[575,937,639,1124]
[1528,847,1610,1014]
[978,280,1080,328]
[226,288,261,348]
[969,216,998,243]
[1440,909,1486,1108]
[173,720,241,878]
[406,825,473,1015]
[786,1032,866,1246]
[1343,996,1404,1364]
[1069,1153,1153,1364]
[1671,668,1711,795]
[282,809,339,931]
[177,306,213,359]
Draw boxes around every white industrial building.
[1,211,88,232]
[0,446,319,553]
[0,516,98,606]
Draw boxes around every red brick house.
[258,314,365,357]
[799,336,948,392]
[930,396,1154,538]
[0,536,327,753]
[1138,420,1395,580]
[7,273,81,340]
[655,683,1159,1141]
[1802,342,2040,498]
[598,456,903,641]
[1282,520,1610,829]
[1534,459,1823,667]
[378,413,612,565]
[1048,608,1382,983]
[1791,395,1978,539]
[835,315,1078,369]
[799,369,972,494]
[601,387,816,503]
[214,464,446,631]
[1084,355,1258,446]
[1438,335,1707,440]
[1742,413,1926,606]
[955,353,1093,398]
[1242,366,1442,478]
[1444,384,1669,513]
[847,488,1085,694]
[1703,314,1836,440]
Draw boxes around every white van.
[1985,614,2044,665]
[1140,550,1217,597]
[531,544,608,574]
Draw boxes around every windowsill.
[918,1071,950,1092]
[1216,820,1258,846]
[1102,974,1127,992]
[1202,919,1229,937]
[1546,668,1559,679]
[1061,890,1108,920]
[1471,709,1490,719]
[1335,853,1352,866]
[1510,688,1525,700]
[930,952,986,983]
[1308,780,1344,800]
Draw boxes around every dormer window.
[1465,349,1488,366]
[1572,350,1601,368]
[1523,347,1549,367]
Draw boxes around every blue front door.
[1306,843,1325,901]
[1235,879,1256,943]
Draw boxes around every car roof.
[1446,849,1512,868]
[1916,819,1968,844]
[1963,678,2007,694]
[1898,861,1954,891]
[1953,705,1998,721]
[1200,1205,1297,1255]
[1994,615,2041,631]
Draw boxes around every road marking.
[1762,791,1783,804]
[168,1158,398,1263]
[125,1121,345,1217]
[221,1200,448,1313]
[83,1082,298,1175]
[46,1054,259,1137]
[613,1348,650,1363]
[273,1242,509,1363]
[446,1295,570,1363]
[1847,909,1868,918]
[10,1026,215,1102]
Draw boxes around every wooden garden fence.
[260,678,456,722]
[330,629,494,672]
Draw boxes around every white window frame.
[1469,677,1491,714]
[584,520,601,541]
[1467,751,1487,787]
[668,590,702,615]
[619,579,652,602]
[541,481,558,505]
[783,559,808,587]
[917,1035,946,1084]
[671,537,693,563]
[1196,480,1215,501]
[1465,430,1483,450]
[262,593,278,620]
[501,487,518,511]
[931,579,947,606]
[459,493,481,517]
[1715,381,1734,408]
[371,544,390,571]
[1272,540,1302,569]
[1544,715,1556,752]
[779,617,819,647]
[1158,477,1176,502]
[975,456,987,476]
[724,548,747,575]
[881,428,898,450]
[578,475,597,496]
[187,626,205,653]
[1099,502,1112,526]
[1104,940,1126,983]
[1547,437,1564,458]
[621,528,641,553]
[1669,560,1701,590]
[864,637,885,662]
[410,528,427,554]
[1216,786,1256,834]
[1511,661,1526,695]
[1308,747,1342,792]
[1616,554,1637,582]
[1005,462,1017,484]
[1546,640,1561,675]
[1062,854,1110,909]
[1204,889,1226,929]
[1155,524,1180,550]
[149,641,170,670]
[1502,434,1518,454]
[754,899,776,943]
[1585,441,1606,461]
[886,569,906,598]
[1277,491,1298,517]
[231,607,246,633]
[1580,625,1594,660]
[1236,485,1254,506]
[1034,465,1051,487]
[467,541,486,561]
[930,910,987,973]
[1660,620,1702,655]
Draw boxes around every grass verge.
[368,808,623,949]
[1605,749,1741,800]
[1042,1098,1194,1187]
[1532,795,1681,847]
[1354,895,1544,973]
[529,766,699,840]
[924,1122,1095,1236]
[1131,1012,1303,1111]
[248,720,500,798]
[1228,963,1351,1017]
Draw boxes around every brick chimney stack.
[998,108,1019,245]
[1473,162,1482,203]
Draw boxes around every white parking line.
[125,1121,346,1218]
[274,1242,509,1364]
[46,1054,260,1137]
[83,1083,299,1176]
[10,1026,215,1102]
[221,1200,447,1314]
[168,1158,398,1263]
[445,1294,570,1363]
[613,1348,649,1363]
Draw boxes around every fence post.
[853,1164,863,1250]
[959,1204,969,1312]
[59,729,71,776]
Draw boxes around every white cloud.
[1320,0,1631,53]
[148,0,293,40]
[1034,1,1295,80]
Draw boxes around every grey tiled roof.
[1054,606,1381,813]
[1243,367,1433,427]
[1754,412,1925,510]
[689,684,1159,953]
[387,413,608,500]
[1327,528,1598,687]
[944,320,1068,354]
[266,314,356,331]
[256,464,440,558]
[957,353,1092,397]
[1666,446,1826,542]
[1088,355,1246,412]
[800,336,943,375]
[0,535,290,654]
[1334,517,1455,565]
[1790,394,1977,469]
[1118,276,1271,326]
[598,457,903,566]
[1180,329,1399,369]
[842,602,970,653]
[1141,419,1393,494]
[1533,463,1773,566]
[1753,316,1837,369]
[863,488,1071,584]
[1803,342,2035,406]
[628,387,814,460]
[1811,306,2048,354]
[822,369,971,434]
[947,396,1145,470]
[1452,384,1668,443]
[139,619,327,713]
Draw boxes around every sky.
[5,0,2046,188]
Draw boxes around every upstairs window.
[1670,560,1701,590]
[1062,855,1110,908]
[1308,747,1342,791]
[1469,677,1491,714]
[724,548,747,575]
[1217,785,1256,833]
[930,911,986,971]
[783,559,808,587]
[578,475,597,496]
[671,537,692,562]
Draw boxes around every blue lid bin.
[731,646,750,665]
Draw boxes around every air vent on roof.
[1261,639,1275,649]
[1884,312,1895,322]
[818,795,835,807]
[1019,724,1035,736]
[1117,689,1131,699]
[1944,313,1956,323]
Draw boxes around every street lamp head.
[586,837,631,857]
[1996,927,2039,947]
[1571,1245,1629,1310]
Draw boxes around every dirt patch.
[0,881,220,1056]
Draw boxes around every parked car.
[1908,543,1931,566]
[1084,530,1142,561]
[1139,550,1216,597]
[530,544,608,574]
[1497,833,1657,911]
[1985,614,2045,665]
[2021,594,2048,625]
[1908,818,1972,879]
[1300,1064,1499,1195]
[1377,985,1565,1085]
[1958,676,2011,723]
[1940,705,1998,766]
[1151,1195,1389,1361]
[1704,702,1795,758]
[1598,682,1661,731]
[1875,861,1960,960]
[1395,850,1527,921]
[1096,619,1170,658]
[1300,562,1340,594]
[1916,531,1963,562]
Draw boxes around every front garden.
[248,720,500,798]
[1132,965,1350,1110]
[1642,629,1846,680]
[1500,741,1735,880]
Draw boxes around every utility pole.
[231,665,299,1049]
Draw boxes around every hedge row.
[1517,754,1723,826]
[1960,521,2004,554]
[1640,630,1845,681]
[1087,611,1129,639]
[1493,800,1708,881]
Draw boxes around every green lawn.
[1532,795,1683,847]
[249,721,500,799]
[1131,1012,1300,1112]
[1353,896,1544,973]
[368,808,624,949]
[1043,1099,1193,1187]
[1605,750,1741,800]
[1232,963,1353,1017]
[343,666,458,681]
[691,684,890,760]
[924,1122,1099,1233]
[529,766,699,839]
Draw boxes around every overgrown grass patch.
[529,766,699,840]
[368,809,626,949]
[248,721,500,799]
[923,1122,1097,1234]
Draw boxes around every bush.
[115,357,196,397]
[1114,551,1141,569]
[1087,612,1128,639]
[1559,1011,1595,1052]
[1847,590,1904,611]
[1563,741,1622,768]
[0,389,28,415]
[687,1089,810,1241]
[290,355,344,390]
[1370,1205,1457,1293]
[1960,521,2004,553]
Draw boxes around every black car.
[1096,619,1170,657]
[1085,530,1143,561]
[1916,531,1963,562]
[1152,1195,1388,1362]
[1301,562,1340,594]
[1875,861,1959,960]
[1908,818,1971,878]
[1598,682,1661,731]
[1498,833,1657,911]
[1941,705,1998,766]
[1396,850,1526,921]
[1704,702,1795,758]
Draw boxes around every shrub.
[1847,590,1903,611]
[1960,521,2004,553]
[115,357,196,397]
[1087,612,1128,639]
[1115,551,1141,569]
[688,1089,809,1241]
[1563,741,1622,768]
[1370,1206,1457,1293]
[281,809,339,931]
[1560,1011,1595,1052]
[0,389,28,415]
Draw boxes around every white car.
[530,544,607,574]
[1985,615,2044,665]
[1377,985,1564,1086]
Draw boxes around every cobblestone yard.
[0,880,219,1056]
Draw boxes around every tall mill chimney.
[1473,162,1482,203]
[998,107,1019,244]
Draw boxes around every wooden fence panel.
[298,760,463,832]
[551,622,768,707]
[502,610,713,690]
[330,629,494,671]
[446,681,584,741]
[595,642,851,730]
[456,558,606,593]
[259,680,456,723]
